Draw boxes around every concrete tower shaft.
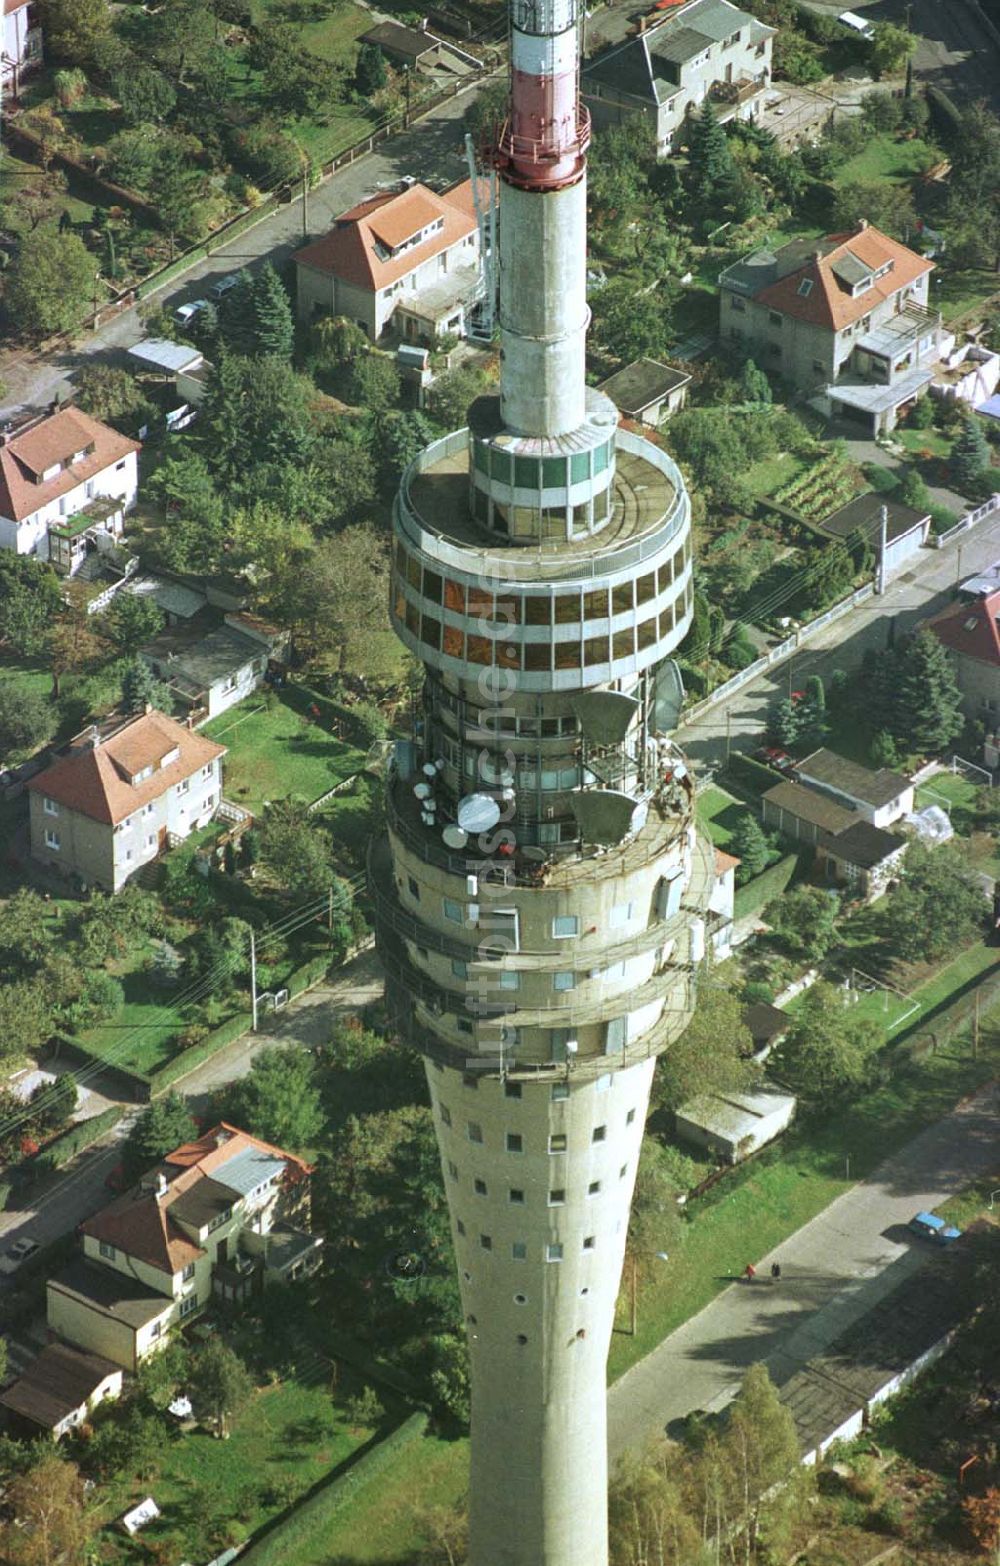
[370,0,707,1556]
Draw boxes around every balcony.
[855,304,941,372]
[709,74,765,110]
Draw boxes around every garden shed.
[674,1085,797,1163]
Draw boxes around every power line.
[0,876,367,1144]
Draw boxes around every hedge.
[723,752,782,796]
[734,851,799,922]
[326,1328,422,1400]
[33,1106,124,1174]
[239,1412,429,1566]
[149,1009,253,1095]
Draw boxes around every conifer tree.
[730,812,772,884]
[252,261,294,359]
[121,659,174,715]
[891,628,963,754]
[218,269,257,355]
[686,99,731,213]
[952,412,991,491]
[355,41,386,96]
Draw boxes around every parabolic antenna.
[414,782,432,800]
[570,690,639,746]
[652,660,685,735]
[570,789,638,846]
[457,793,502,833]
[443,824,469,850]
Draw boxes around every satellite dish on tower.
[443,824,469,850]
[458,793,502,833]
[652,660,685,735]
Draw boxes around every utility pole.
[250,928,258,1032]
[725,706,732,763]
[973,989,980,1057]
[328,883,335,944]
[875,504,888,596]
[302,164,309,239]
[956,542,965,592]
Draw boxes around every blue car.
[909,1211,961,1245]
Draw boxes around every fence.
[680,583,876,729]
[929,493,1000,549]
[85,556,141,616]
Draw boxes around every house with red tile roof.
[927,586,1000,728]
[27,709,226,891]
[293,178,489,343]
[47,1125,322,1371]
[719,221,940,433]
[2,0,43,91]
[0,405,139,566]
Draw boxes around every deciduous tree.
[0,679,55,760]
[112,63,177,125]
[38,0,110,66]
[868,20,916,79]
[2,229,97,337]
[280,524,388,671]
[653,986,757,1112]
[880,840,985,962]
[103,593,165,656]
[765,885,839,961]
[190,1339,254,1438]
[355,41,387,96]
[1,1456,93,1563]
[121,1090,196,1182]
[773,981,882,1097]
[229,1044,325,1150]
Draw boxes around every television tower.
[371,1,706,1560]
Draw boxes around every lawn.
[895,427,952,461]
[831,134,937,187]
[74,957,191,1077]
[202,692,365,814]
[286,1429,470,1566]
[105,1376,371,1564]
[696,784,745,848]
[744,450,806,501]
[915,770,981,829]
[934,266,999,327]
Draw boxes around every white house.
[795,748,914,828]
[0,406,139,562]
[140,612,287,723]
[293,179,489,344]
[26,709,227,892]
[0,1343,122,1439]
[2,0,43,92]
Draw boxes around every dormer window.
[131,765,154,785]
[161,746,180,768]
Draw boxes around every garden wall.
[238,1412,429,1566]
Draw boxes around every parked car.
[754,746,798,778]
[0,1236,40,1274]
[173,299,209,326]
[105,1161,127,1193]
[208,273,241,300]
[909,1211,961,1245]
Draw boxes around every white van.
[838,10,875,40]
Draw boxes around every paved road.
[677,509,1000,771]
[0,79,494,416]
[606,1080,1000,1461]
[0,947,384,1264]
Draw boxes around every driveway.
[607,1080,999,1460]
[0,76,497,416]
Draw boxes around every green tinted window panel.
[593,443,608,474]
[491,450,513,484]
[514,455,539,488]
[541,456,566,487]
[570,452,590,483]
[473,442,490,475]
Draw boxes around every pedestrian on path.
[771,1262,781,1282]
[744,1262,756,1283]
